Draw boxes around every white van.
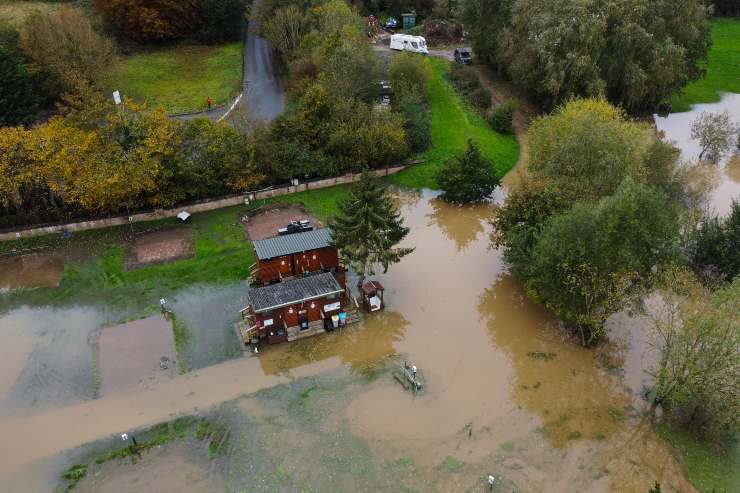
[389,34,428,54]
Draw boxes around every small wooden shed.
[361,280,385,312]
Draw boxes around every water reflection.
[654,92,740,215]
[257,311,409,377]
[427,198,494,251]
[478,275,633,447]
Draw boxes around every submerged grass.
[657,423,739,493]
[103,42,243,114]
[670,19,740,112]
[391,57,519,189]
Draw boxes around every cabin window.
[263,318,274,327]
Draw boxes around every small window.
[411,42,418,49]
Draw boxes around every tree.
[196,0,246,44]
[19,6,116,95]
[690,110,738,163]
[528,99,651,203]
[436,140,500,204]
[648,482,662,493]
[0,44,40,126]
[394,92,431,153]
[263,5,308,61]
[93,0,201,43]
[389,52,429,101]
[329,171,414,287]
[648,271,740,444]
[461,0,711,111]
[692,200,740,282]
[527,180,680,345]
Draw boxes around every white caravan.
[389,34,428,54]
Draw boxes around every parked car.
[389,34,428,54]
[278,220,313,236]
[385,17,398,29]
[454,47,472,64]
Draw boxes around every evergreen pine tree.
[329,170,414,287]
[436,139,500,204]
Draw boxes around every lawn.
[103,43,243,114]
[657,423,739,493]
[669,18,740,112]
[391,57,520,189]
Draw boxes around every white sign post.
[112,90,122,105]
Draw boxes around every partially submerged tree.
[436,140,500,204]
[648,269,740,445]
[692,200,740,283]
[690,110,738,163]
[329,171,414,287]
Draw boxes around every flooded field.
[0,190,696,492]
[99,316,178,395]
[655,92,740,215]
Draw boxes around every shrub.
[0,44,40,126]
[436,140,500,204]
[19,7,116,95]
[488,99,518,134]
[449,63,480,93]
[389,51,429,101]
[468,86,491,110]
[395,92,431,152]
[93,0,201,43]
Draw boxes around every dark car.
[278,220,313,236]
[454,47,472,65]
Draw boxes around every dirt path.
[0,355,338,489]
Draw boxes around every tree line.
[461,0,713,112]
[492,98,739,446]
[0,86,260,229]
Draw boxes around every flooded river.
[0,190,694,492]
[654,92,740,216]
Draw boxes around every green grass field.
[670,18,740,112]
[104,43,242,114]
[391,57,520,189]
[657,423,739,493]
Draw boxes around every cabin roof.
[253,228,333,261]
[247,272,343,313]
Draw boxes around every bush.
[389,51,429,101]
[468,86,491,110]
[487,99,518,134]
[93,0,201,43]
[395,93,431,152]
[692,201,740,283]
[19,7,116,95]
[0,44,40,126]
[196,0,246,44]
[449,64,480,93]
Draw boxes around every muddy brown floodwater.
[654,92,740,216]
[0,190,695,492]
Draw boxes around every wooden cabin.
[250,229,342,285]
[244,272,349,344]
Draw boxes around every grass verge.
[669,19,740,112]
[103,42,242,114]
[657,422,739,493]
[391,57,519,189]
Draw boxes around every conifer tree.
[329,170,414,287]
[436,140,500,204]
